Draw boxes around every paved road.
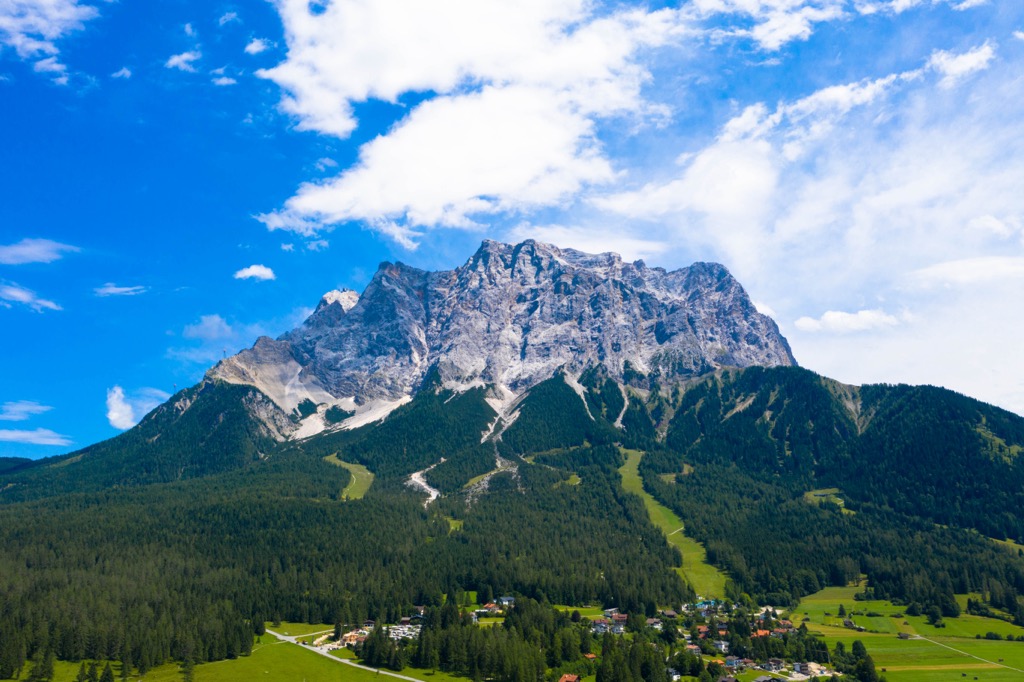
[265,629,423,682]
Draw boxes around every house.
[603,608,620,617]
[611,624,625,635]
[713,640,729,654]
[557,675,579,682]
[646,618,663,630]
[498,596,515,608]
[765,658,785,672]
[898,632,911,640]
[667,668,681,682]
[584,653,597,661]
[717,677,738,682]
[697,625,710,639]
[724,656,740,668]
[751,629,772,639]
[660,609,678,619]
[612,613,629,623]
[685,644,700,655]
[753,677,775,682]
[341,631,362,646]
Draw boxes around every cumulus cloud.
[165,50,201,72]
[233,264,275,280]
[94,283,147,297]
[0,238,79,264]
[794,309,902,333]
[256,0,685,242]
[106,385,170,430]
[0,282,61,312]
[244,37,269,54]
[0,428,71,446]
[0,400,52,421]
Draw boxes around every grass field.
[267,621,335,637]
[554,604,607,618]
[791,586,1024,680]
[618,448,728,599]
[324,455,375,499]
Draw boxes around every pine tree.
[100,662,115,682]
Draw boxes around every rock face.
[209,239,796,431]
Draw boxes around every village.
[302,595,846,682]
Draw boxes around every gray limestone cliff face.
[210,240,796,409]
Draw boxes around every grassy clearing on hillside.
[267,621,335,637]
[554,604,606,618]
[618,448,727,599]
[802,488,855,515]
[324,455,375,499]
[793,586,1024,681]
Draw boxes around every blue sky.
[2,0,1023,458]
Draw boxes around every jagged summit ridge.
[209,239,796,430]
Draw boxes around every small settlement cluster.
[317,596,842,681]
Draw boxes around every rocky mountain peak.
[209,239,796,435]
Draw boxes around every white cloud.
[306,239,329,252]
[94,283,147,297]
[1014,30,1024,41]
[184,22,196,37]
[794,308,902,333]
[0,282,60,312]
[0,0,98,80]
[0,428,71,446]
[910,257,1024,288]
[212,76,237,86]
[218,12,239,26]
[0,238,79,264]
[165,50,201,72]
[244,37,269,55]
[183,314,234,341]
[233,264,276,280]
[505,223,668,263]
[170,309,311,365]
[692,0,846,51]
[106,385,170,430]
[928,42,995,88]
[281,243,295,252]
[111,66,131,79]
[0,400,52,421]
[256,1,685,243]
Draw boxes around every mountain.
[2,240,1024,678]
[211,238,795,440]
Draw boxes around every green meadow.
[618,448,728,599]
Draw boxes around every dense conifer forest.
[2,365,1024,679]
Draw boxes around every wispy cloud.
[212,76,237,86]
[795,309,903,333]
[218,12,239,27]
[0,282,61,312]
[0,401,52,421]
[0,238,79,265]
[111,67,131,79]
[929,41,995,88]
[169,309,311,365]
[165,50,201,72]
[233,264,275,280]
[0,428,71,446]
[0,0,99,80]
[106,386,170,430]
[94,283,148,297]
